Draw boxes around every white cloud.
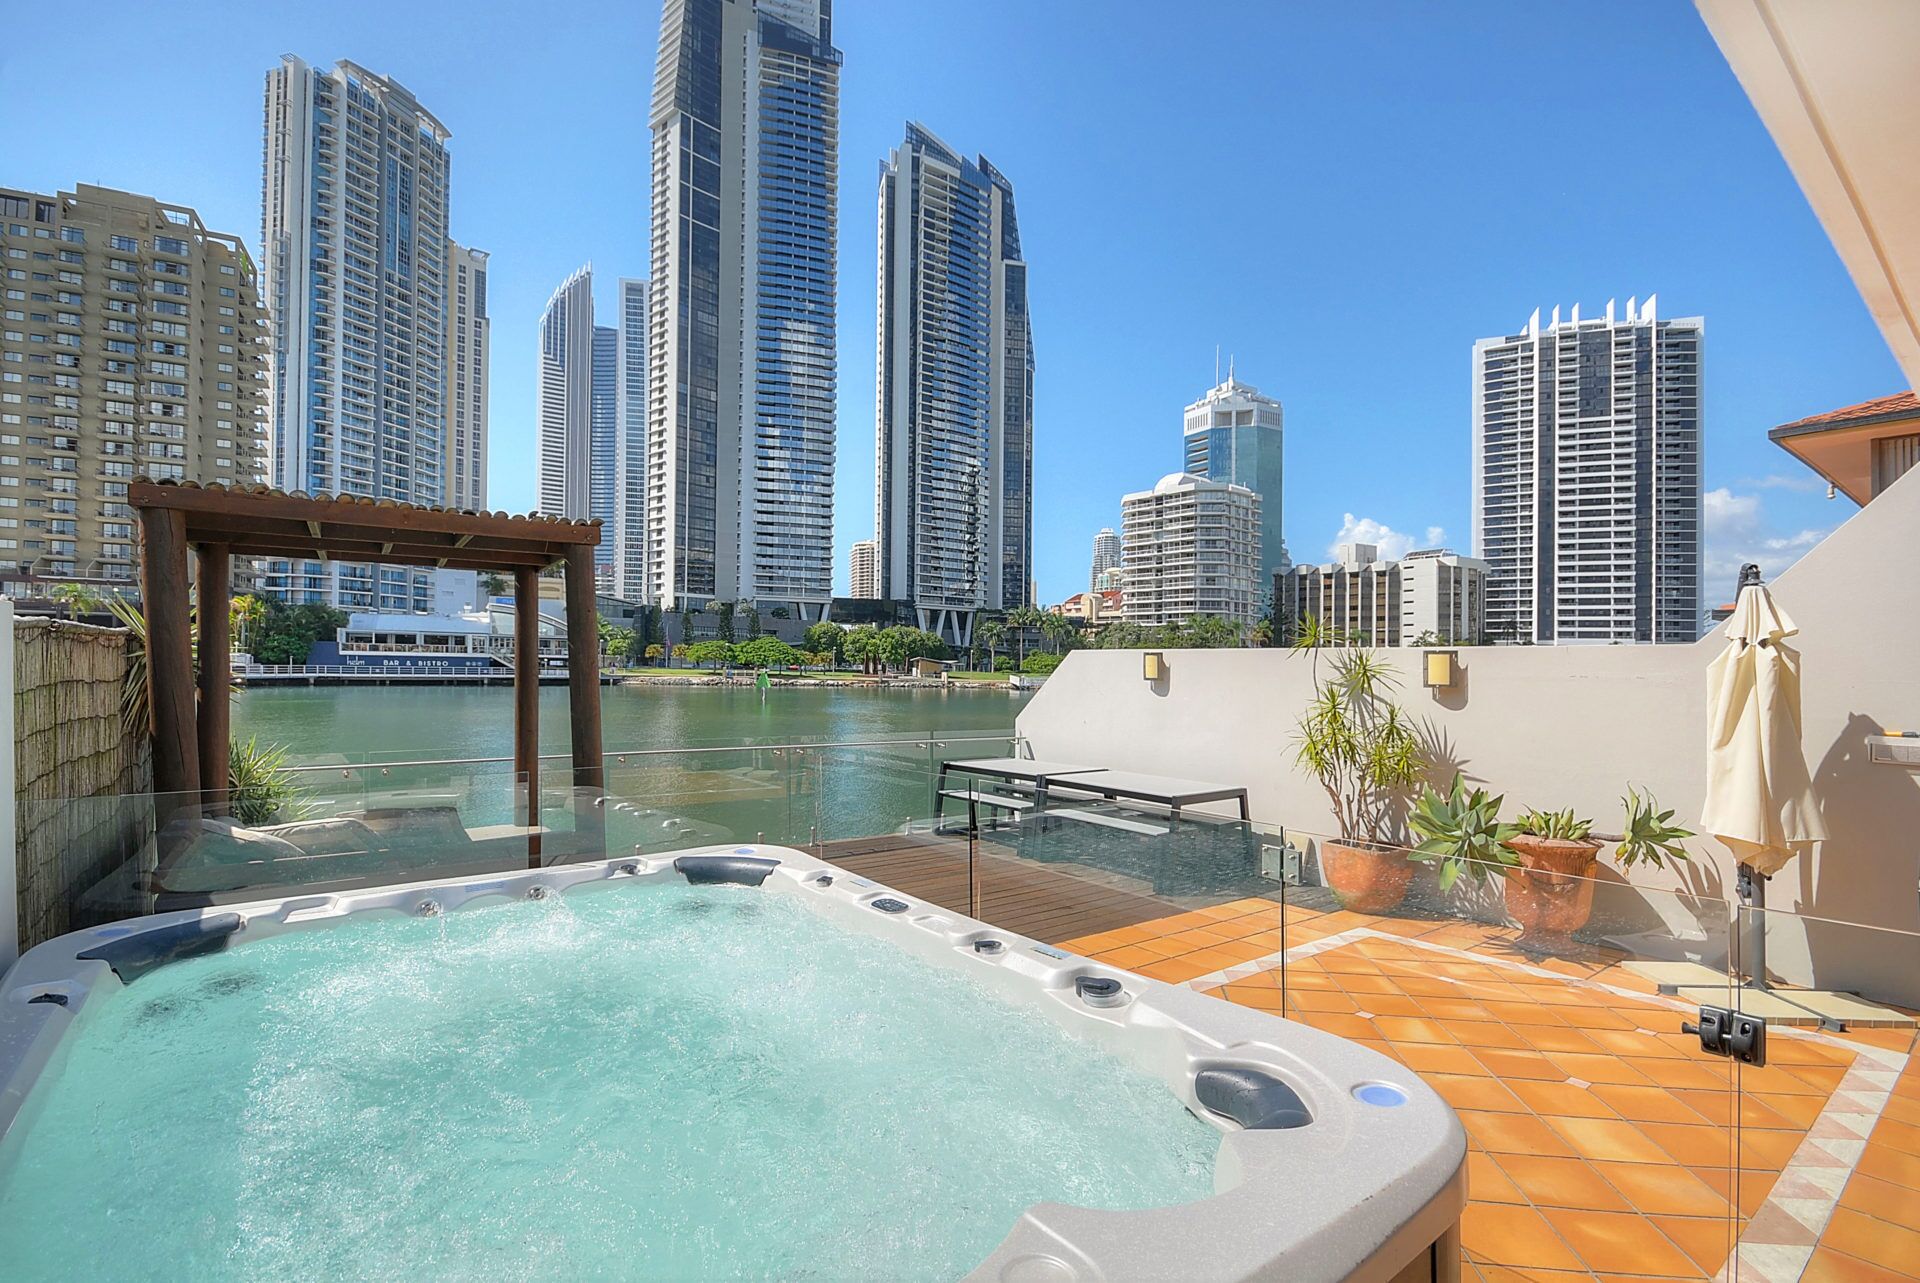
[1328,514,1445,562]
[1739,473,1826,494]
[1702,486,1831,595]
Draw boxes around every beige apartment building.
[445,241,490,513]
[0,185,266,589]
[848,538,878,599]
[1284,543,1487,645]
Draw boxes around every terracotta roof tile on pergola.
[131,478,603,850]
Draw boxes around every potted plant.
[1408,775,1521,891]
[1292,634,1424,911]
[1613,787,1694,870]
[1503,807,1603,935]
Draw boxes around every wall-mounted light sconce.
[1423,649,1458,689]
[1142,651,1165,682]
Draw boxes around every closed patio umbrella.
[1702,566,1827,987]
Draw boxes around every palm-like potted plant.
[1408,775,1521,890]
[1504,806,1603,935]
[1292,631,1424,911]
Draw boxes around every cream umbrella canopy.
[1701,571,1827,877]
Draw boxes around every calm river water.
[231,683,1030,845]
[232,682,1028,763]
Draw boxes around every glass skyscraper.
[872,124,1033,645]
[1182,371,1287,599]
[646,0,841,618]
[261,56,453,608]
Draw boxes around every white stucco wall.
[1019,465,1920,1006]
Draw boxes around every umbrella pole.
[1736,862,1770,991]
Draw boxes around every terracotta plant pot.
[1320,840,1412,914]
[1502,835,1603,936]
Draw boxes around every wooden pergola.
[131,479,604,838]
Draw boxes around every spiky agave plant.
[1408,774,1522,890]
[1615,787,1694,869]
[1514,807,1594,841]
[227,736,310,827]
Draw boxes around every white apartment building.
[647,0,841,618]
[0,185,268,587]
[1472,297,1703,644]
[262,56,455,609]
[1089,527,1121,593]
[872,123,1033,646]
[613,278,649,601]
[536,265,648,600]
[848,538,878,599]
[1284,543,1486,646]
[445,242,488,512]
[1120,473,1262,628]
[536,265,594,521]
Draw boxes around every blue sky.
[3,1,1903,603]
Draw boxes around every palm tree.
[1006,605,1044,664]
[976,620,1006,671]
[51,582,102,620]
[230,594,267,653]
[1038,611,1076,655]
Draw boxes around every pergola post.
[563,544,604,791]
[513,567,542,860]
[195,543,231,816]
[139,506,199,804]
[563,544,606,858]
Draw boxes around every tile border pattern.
[1178,926,1912,1283]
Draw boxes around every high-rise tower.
[535,265,594,521]
[1183,371,1285,598]
[1472,297,1703,644]
[445,242,490,512]
[262,56,453,608]
[1089,528,1121,594]
[613,279,650,601]
[873,123,1033,646]
[646,0,841,617]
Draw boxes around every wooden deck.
[819,829,1259,943]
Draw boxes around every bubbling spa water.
[0,881,1218,1281]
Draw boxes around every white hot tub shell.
[0,844,1466,1283]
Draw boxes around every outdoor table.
[934,758,1109,820]
[1044,768,1252,822]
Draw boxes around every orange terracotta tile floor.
[1058,899,1920,1282]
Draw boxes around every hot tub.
[0,846,1464,1282]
